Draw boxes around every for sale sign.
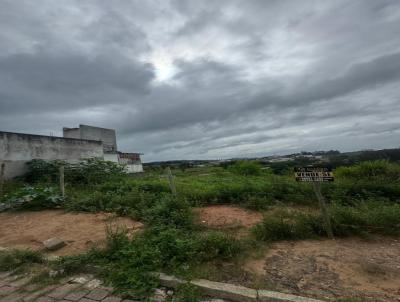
[294,167,334,182]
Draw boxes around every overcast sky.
[1,0,400,161]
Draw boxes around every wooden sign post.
[0,162,5,198]
[295,167,334,239]
[59,165,65,198]
[166,167,177,196]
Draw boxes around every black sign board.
[294,167,334,182]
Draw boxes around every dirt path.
[194,205,263,230]
[244,237,400,301]
[0,210,143,255]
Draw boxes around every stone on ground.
[42,237,66,251]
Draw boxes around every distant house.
[0,124,143,179]
[268,157,294,163]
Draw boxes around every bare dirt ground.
[0,210,143,256]
[194,205,263,230]
[244,237,400,302]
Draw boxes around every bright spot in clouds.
[1,0,400,161]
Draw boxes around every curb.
[0,247,324,302]
[154,273,325,302]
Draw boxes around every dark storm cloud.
[247,51,400,111]
[0,52,154,113]
[0,0,400,160]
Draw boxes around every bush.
[91,228,245,298]
[330,201,400,236]
[228,161,262,176]
[173,283,200,302]
[252,211,319,241]
[252,201,400,241]
[196,231,245,261]
[25,158,125,185]
[335,160,400,183]
[2,186,63,211]
[142,196,194,229]
[0,249,44,271]
[243,196,274,211]
[252,216,294,241]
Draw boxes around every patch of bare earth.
[194,205,263,232]
[244,237,400,301]
[0,210,143,256]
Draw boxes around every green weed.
[172,283,200,302]
[228,161,262,176]
[0,249,44,272]
[252,201,400,241]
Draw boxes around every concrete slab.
[191,279,257,302]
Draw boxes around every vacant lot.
[1,159,399,300]
[244,237,400,302]
[0,210,143,255]
[194,205,263,230]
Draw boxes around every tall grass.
[55,194,248,299]
[0,249,44,272]
[335,160,400,183]
[3,160,399,299]
[252,201,400,241]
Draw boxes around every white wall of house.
[103,153,119,163]
[125,163,143,173]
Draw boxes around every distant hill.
[144,147,400,168]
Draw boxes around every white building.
[0,124,143,179]
[63,125,143,173]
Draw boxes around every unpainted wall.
[0,131,104,179]
[104,153,119,163]
[64,125,117,152]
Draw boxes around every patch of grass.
[228,161,262,176]
[50,196,249,299]
[25,158,125,185]
[252,201,400,241]
[172,283,200,302]
[2,185,63,211]
[0,249,44,272]
[335,160,400,183]
[335,298,366,302]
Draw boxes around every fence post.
[59,165,65,198]
[312,182,334,239]
[0,162,5,197]
[166,167,177,196]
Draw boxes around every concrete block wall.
[0,131,104,179]
[64,125,117,153]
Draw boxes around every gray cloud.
[0,0,400,161]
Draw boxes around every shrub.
[25,158,125,185]
[243,196,274,211]
[87,227,245,298]
[65,188,159,217]
[142,196,194,229]
[196,231,245,261]
[228,161,262,176]
[2,186,63,211]
[335,160,400,183]
[330,201,400,236]
[173,283,201,302]
[0,249,44,272]
[252,216,295,241]
[109,230,242,290]
[252,201,400,241]
[252,211,318,241]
